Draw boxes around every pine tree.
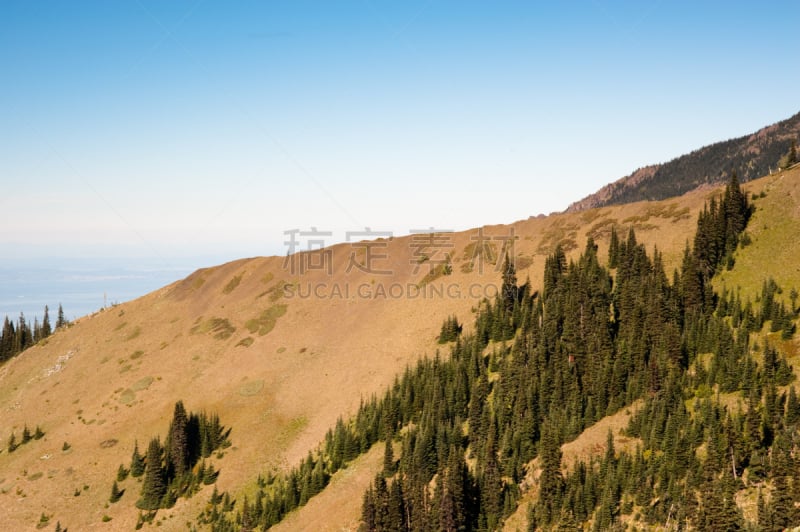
[42,305,52,338]
[167,401,190,479]
[383,439,395,477]
[131,440,146,477]
[56,304,66,329]
[501,252,518,312]
[780,138,798,169]
[110,480,124,503]
[536,419,563,526]
[137,438,166,510]
[386,479,405,531]
[608,226,620,268]
[361,487,377,531]
[0,317,15,362]
[16,313,31,353]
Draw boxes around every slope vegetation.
[0,170,795,530]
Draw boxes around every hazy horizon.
[3,1,800,264]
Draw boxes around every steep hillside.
[567,111,800,212]
[265,166,800,531]
[0,184,722,530]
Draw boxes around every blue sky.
[2,1,799,264]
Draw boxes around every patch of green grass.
[261,272,274,284]
[239,379,264,396]
[585,217,619,241]
[27,472,43,481]
[130,350,144,360]
[114,322,127,332]
[715,171,800,305]
[190,317,236,340]
[537,218,580,255]
[192,275,206,290]
[276,415,309,446]
[245,304,288,336]
[125,326,141,341]
[223,273,243,295]
[118,389,136,405]
[236,337,254,348]
[131,376,153,392]
[418,259,453,287]
[277,346,286,354]
[460,241,498,273]
[256,280,291,302]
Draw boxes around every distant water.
[0,258,203,324]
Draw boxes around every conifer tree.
[16,313,31,353]
[608,226,620,268]
[167,401,190,478]
[501,252,518,312]
[536,419,563,525]
[131,440,145,477]
[137,438,166,510]
[56,304,66,329]
[383,439,395,477]
[0,317,14,362]
[110,480,124,503]
[42,305,52,338]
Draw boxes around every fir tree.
[167,401,190,478]
[383,439,395,477]
[42,305,52,338]
[56,304,66,329]
[110,480,124,503]
[501,252,518,312]
[117,463,129,482]
[130,440,145,477]
[137,438,166,510]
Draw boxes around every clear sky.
[2,1,799,264]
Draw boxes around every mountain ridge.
[566,111,800,212]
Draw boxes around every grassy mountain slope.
[272,165,800,531]
[567,111,800,213]
[1,168,796,530]
[715,166,800,302]
[0,185,715,530]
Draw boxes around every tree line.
[0,304,67,363]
